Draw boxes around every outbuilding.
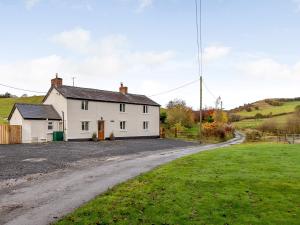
[8,103,62,143]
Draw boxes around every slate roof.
[51,85,160,106]
[9,103,61,120]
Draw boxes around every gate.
[0,125,22,144]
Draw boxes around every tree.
[160,111,167,124]
[212,110,228,123]
[254,113,264,120]
[166,99,194,128]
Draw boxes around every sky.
[0,0,300,109]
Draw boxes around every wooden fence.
[0,125,22,144]
[162,127,199,141]
[277,134,300,144]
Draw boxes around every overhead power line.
[0,83,46,94]
[149,78,200,97]
[203,80,217,100]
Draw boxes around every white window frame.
[143,121,149,130]
[48,121,53,130]
[120,121,126,130]
[120,103,126,112]
[143,105,149,114]
[81,121,89,131]
[81,100,89,110]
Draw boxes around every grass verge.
[55,143,300,225]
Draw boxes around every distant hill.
[230,98,300,130]
[0,96,44,124]
[230,98,300,119]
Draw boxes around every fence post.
[160,128,165,139]
[174,128,177,138]
[285,133,287,143]
[293,134,295,144]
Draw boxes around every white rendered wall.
[66,99,160,140]
[43,88,68,139]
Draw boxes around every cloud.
[24,0,42,9]
[51,27,175,66]
[136,0,153,13]
[0,28,229,109]
[203,45,231,62]
[238,58,300,79]
[51,28,91,53]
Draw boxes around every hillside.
[0,96,44,124]
[231,98,300,118]
[230,98,300,132]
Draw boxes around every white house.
[9,75,160,143]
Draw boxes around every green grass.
[235,101,300,118]
[0,96,44,124]
[233,114,292,130]
[55,143,300,225]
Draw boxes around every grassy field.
[55,143,300,225]
[0,96,44,124]
[235,100,300,118]
[233,114,291,130]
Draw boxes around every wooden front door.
[98,120,105,141]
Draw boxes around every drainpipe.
[46,118,48,142]
[62,111,65,141]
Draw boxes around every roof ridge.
[15,103,52,106]
[60,85,146,97]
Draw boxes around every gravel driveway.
[0,139,198,181]
[0,133,245,225]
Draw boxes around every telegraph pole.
[199,76,203,142]
[72,77,76,87]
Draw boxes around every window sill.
[120,130,127,132]
[80,131,91,134]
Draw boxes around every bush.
[245,129,262,142]
[245,107,252,112]
[258,120,278,134]
[228,114,241,122]
[254,106,260,110]
[265,99,284,106]
[254,113,264,119]
[92,132,97,142]
[160,111,167,124]
[166,99,194,128]
[295,105,300,116]
[202,122,234,140]
[109,132,115,140]
[284,116,300,134]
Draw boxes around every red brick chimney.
[119,82,128,94]
[51,73,63,88]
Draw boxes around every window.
[120,121,126,130]
[143,121,149,130]
[81,100,88,110]
[48,122,53,130]
[120,103,126,112]
[143,105,149,114]
[81,121,89,131]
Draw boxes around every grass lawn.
[235,101,300,118]
[55,143,300,225]
[0,96,44,124]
